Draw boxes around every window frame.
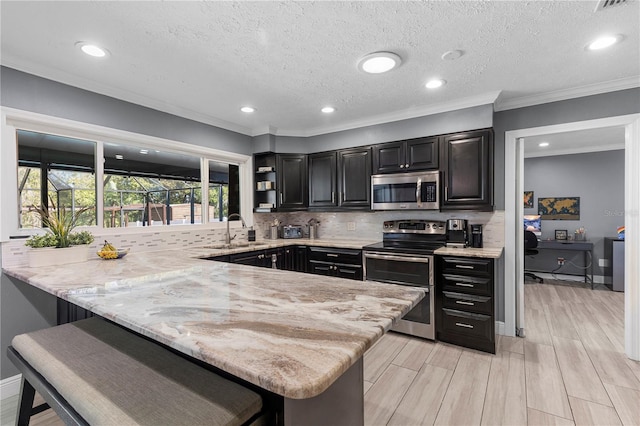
[1,107,253,241]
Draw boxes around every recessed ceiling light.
[538,142,550,147]
[425,79,446,89]
[139,149,149,155]
[441,50,463,61]
[115,154,124,160]
[587,35,620,50]
[358,52,402,74]
[240,106,255,113]
[321,106,335,113]
[76,42,109,58]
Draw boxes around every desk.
[529,240,594,288]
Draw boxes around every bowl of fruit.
[97,241,129,260]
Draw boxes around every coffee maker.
[446,219,468,248]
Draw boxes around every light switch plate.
[598,258,609,267]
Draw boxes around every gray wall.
[493,88,640,210]
[1,67,254,155]
[524,150,625,277]
[274,104,493,154]
[0,253,57,378]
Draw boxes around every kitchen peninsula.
[2,246,424,425]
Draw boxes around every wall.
[524,150,625,278]
[273,104,493,154]
[1,67,254,155]
[493,88,640,210]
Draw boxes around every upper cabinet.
[277,154,308,211]
[440,129,493,211]
[308,151,337,208]
[338,147,371,208]
[372,136,438,174]
[309,147,371,210]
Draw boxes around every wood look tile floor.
[2,282,638,425]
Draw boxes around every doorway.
[504,114,640,361]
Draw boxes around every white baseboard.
[495,321,506,336]
[0,374,21,399]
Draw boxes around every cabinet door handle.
[455,265,474,269]
[456,301,475,306]
[405,163,409,168]
[331,191,335,203]
[399,164,405,169]
[455,322,474,329]
[455,283,474,288]
[327,253,339,258]
[280,192,283,204]
[445,186,448,200]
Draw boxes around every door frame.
[504,113,640,360]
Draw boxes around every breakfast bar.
[2,249,424,425]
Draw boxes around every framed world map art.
[538,197,580,220]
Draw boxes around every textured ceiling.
[1,1,639,137]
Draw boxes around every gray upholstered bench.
[7,317,264,426]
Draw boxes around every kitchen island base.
[284,357,363,425]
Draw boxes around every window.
[17,130,97,229]
[13,127,245,233]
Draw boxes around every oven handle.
[364,252,431,263]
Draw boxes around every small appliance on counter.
[282,225,303,239]
[470,224,483,248]
[446,219,468,248]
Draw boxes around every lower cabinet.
[436,256,495,354]
[281,245,308,272]
[307,246,363,281]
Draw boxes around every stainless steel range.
[363,219,446,340]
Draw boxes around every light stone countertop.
[2,242,422,400]
[434,246,504,259]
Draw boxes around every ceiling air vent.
[595,0,627,12]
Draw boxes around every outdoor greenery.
[20,167,229,229]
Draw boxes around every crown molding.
[495,76,640,112]
[273,91,502,137]
[1,59,255,136]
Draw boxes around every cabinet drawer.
[442,291,492,315]
[308,247,362,265]
[441,274,492,296]
[441,308,493,341]
[441,257,492,275]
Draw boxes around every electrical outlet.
[599,258,610,268]
[557,257,565,266]
[347,222,356,231]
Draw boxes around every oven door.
[364,251,435,339]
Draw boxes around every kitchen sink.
[201,242,268,250]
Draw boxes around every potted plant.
[25,199,95,268]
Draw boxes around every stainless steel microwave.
[371,171,440,210]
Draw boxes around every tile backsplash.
[254,210,505,247]
[2,210,504,268]
[1,227,249,269]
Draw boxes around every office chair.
[524,230,544,283]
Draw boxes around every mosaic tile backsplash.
[2,210,503,268]
[254,210,505,247]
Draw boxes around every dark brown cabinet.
[307,246,363,281]
[440,129,493,211]
[277,154,308,211]
[308,147,371,210]
[436,255,495,354]
[372,137,438,174]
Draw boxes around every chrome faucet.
[225,213,246,245]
